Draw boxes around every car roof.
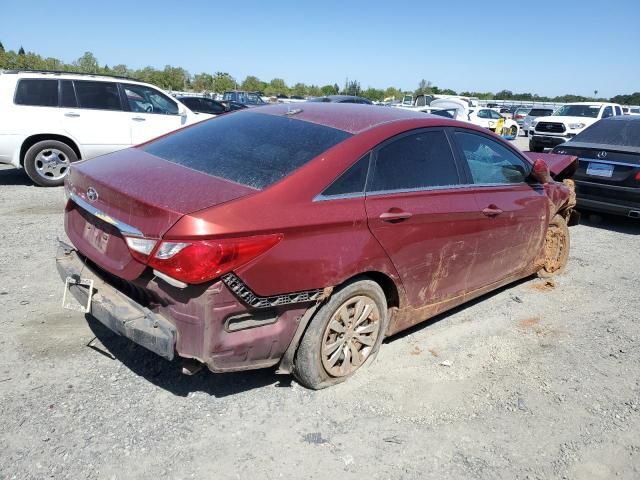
[247,102,450,134]
[1,69,147,85]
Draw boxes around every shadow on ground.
[0,167,33,186]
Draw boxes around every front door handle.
[132,117,146,122]
[64,112,80,118]
[482,205,503,217]
[379,210,412,222]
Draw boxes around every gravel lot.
[1,141,639,480]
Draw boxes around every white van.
[0,70,211,186]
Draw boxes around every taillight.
[145,234,283,284]
[124,237,157,263]
[635,171,640,182]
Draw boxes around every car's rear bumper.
[56,245,177,359]
[575,180,640,217]
[56,242,310,372]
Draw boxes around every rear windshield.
[142,111,352,189]
[572,119,640,148]
[529,108,553,116]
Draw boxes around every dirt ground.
[1,156,639,480]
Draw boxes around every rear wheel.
[23,140,78,187]
[538,214,570,277]
[509,125,517,137]
[293,279,388,389]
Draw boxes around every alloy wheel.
[34,148,70,181]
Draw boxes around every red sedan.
[58,103,577,389]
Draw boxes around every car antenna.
[284,105,303,116]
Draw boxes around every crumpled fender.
[524,152,578,181]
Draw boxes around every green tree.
[111,64,130,77]
[291,82,307,97]
[213,72,236,92]
[265,78,289,96]
[415,79,433,96]
[241,75,264,92]
[439,88,457,95]
[18,46,25,55]
[192,73,215,91]
[306,84,322,97]
[320,84,337,96]
[344,79,361,96]
[74,51,99,73]
[0,41,4,53]
[362,87,385,101]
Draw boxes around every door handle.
[64,112,80,118]
[132,117,146,122]
[379,210,412,222]
[482,205,503,217]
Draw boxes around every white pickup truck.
[529,102,623,152]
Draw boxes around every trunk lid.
[523,151,578,180]
[64,148,257,280]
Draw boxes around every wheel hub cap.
[35,148,70,181]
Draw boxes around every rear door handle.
[64,112,80,118]
[482,205,503,217]
[132,117,146,122]
[379,210,412,222]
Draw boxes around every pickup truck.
[529,102,623,152]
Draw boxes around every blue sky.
[1,0,639,97]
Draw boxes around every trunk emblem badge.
[596,151,608,159]
[87,187,99,202]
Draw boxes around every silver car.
[523,107,555,137]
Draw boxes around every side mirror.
[178,105,188,117]
[530,158,552,184]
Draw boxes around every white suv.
[0,70,211,186]
[529,102,623,152]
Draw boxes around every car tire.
[524,130,529,137]
[538,214,570,278]
[529,140,543,153]
[293,278,388,390]
[23,140,78,187]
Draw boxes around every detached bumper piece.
[56,243,176,360]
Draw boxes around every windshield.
[529,108,553,116]
[142,112,352,189]
[572,119,640,148]
[553,105,600,118]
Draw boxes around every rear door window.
[368,130,461,192]
[455,131,530,184]
[60,80,77,108]
[142,111,352,189]
[14,79,59,107]
[74,81,122,110]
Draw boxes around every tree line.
[1,43,638,105]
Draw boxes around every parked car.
[523,107,555,137]
[513,107,532,128]
[58,103,577,389]
[222,90,267,106]
[0,70,207,187]
[529,102,623,152]
[468,107,520,137]
[175,96,246,115]
[308,95,373,104]
[552,116,640,218]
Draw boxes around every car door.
[365,128,482,307]
[475,109,492,129]
[120,83,187,144]
[61,80,131,159]
[12,78,62,138]
[451,129,547,289]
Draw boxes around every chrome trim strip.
[578,158,640,168]
[222,273,325,308]
[69,191,144,238]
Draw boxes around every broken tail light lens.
[146,234,283,284]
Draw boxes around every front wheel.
[509,125,518,137]
[23,140,78,187]
[538,214,570,277]
[293,279,388,389]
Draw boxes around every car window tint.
[369,130,460,192]
[14,79,58,107]
[602,106,613,118]
[490,110,502,119]
[573,118,640,147]
[322,154,369,196]
[477,110,490,119]
[74,81,122,110]
[455,131,529,184]
[60,80,77,108]
[122,83,178,115]
[614,106,622,116]
[202,99,226,114]
[142,111,352,189]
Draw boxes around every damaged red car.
[58,103,577,389]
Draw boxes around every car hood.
[535,115,599,125]
[65,147,258,238]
